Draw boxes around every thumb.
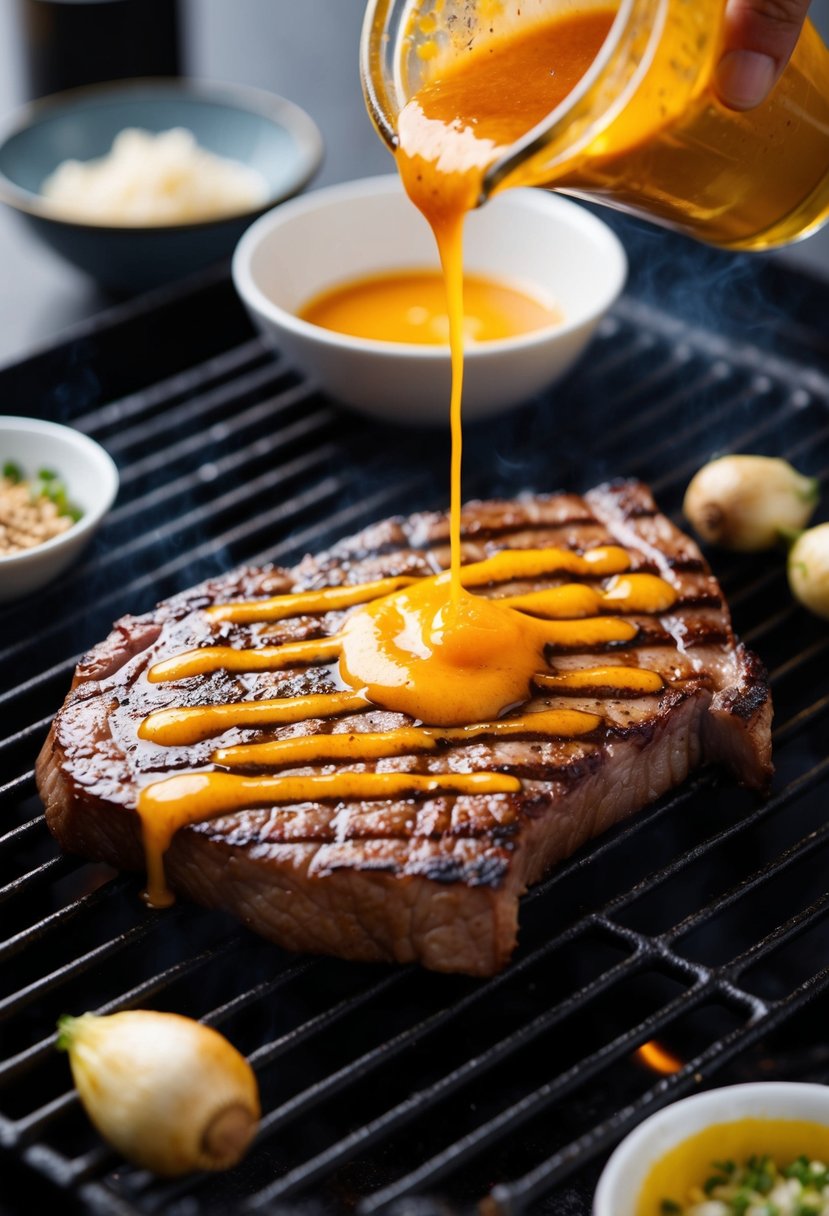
[715,0,811,110]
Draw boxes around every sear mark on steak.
[37,481,772,976]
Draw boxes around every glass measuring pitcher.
[361,0,829,249]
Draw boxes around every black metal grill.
[1,222,828,1216]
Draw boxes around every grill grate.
[1,229,828,1216]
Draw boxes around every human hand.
[716,0,812,109]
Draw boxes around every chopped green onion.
[660,1151,829,1214]
[3,460,22,483]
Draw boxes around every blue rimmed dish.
[0,79,324,292]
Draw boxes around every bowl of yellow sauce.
[594,1083,829,1216]
[232,175,626,425]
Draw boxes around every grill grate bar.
[485,992,809,1216]
[171,472,348,567]
[0,813,44,851]
[720,565,789,610]
[0,854,76,908]
[599,754,829,925]
[251,898,631,1097]
[103,404,336,529]
[1,933,247,1140]
[247,969,408,1073]
[728,889,829,981]
[0,715,52,753]
[12,1093,78,1149]
[252,943,593,1128]
[742,601,800,646]
[350,977,736,1216]
[0,875,132,965]
[649,392,816,498]
[110,432,339,560]
[200,957,318,1033]
[0,657,79,713]
[244,474,435,569]
[0,915,164,1021]
[773,692,829,746]
[243,916,635,1150]
[524,777,713,909]
[248,950,645,1209]
[663,781,829,946]
[108,358,291,464]
[0,770,36,806]
[72,337,269,433]
[621,383,763,472]
[572,327,658,384]
[62,1144,115,1188]
[779,418,829,467]
[615,295,829,398]
[597,360,727,445]
[770,635,829,687]
[76,1180,146,1216]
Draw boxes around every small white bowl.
[232,175,627,425]
[594,1082,829,1216]
[0,416,119,603]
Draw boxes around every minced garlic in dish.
[660,1153,829,1215]
[0,463,81,556]
[41,128,269,226]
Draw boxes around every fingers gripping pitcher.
[361,0,829,250]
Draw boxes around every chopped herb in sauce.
[661,1153,829,1215]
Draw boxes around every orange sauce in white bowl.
[637,1118,829,1214]
[299,269,562,345]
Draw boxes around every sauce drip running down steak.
[37,482,772,976]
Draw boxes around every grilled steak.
[37,481,772,976]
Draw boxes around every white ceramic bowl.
[594,1082,829,1216]
[0,416,119,603]
[232,175,627,425]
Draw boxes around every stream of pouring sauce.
[392,6,615,606]
[135,7,660,907]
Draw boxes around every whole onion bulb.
[683,455,818,551]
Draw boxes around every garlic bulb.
[683,455,818,551]
[58,1011,260,1175]
[788,523,829,620]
